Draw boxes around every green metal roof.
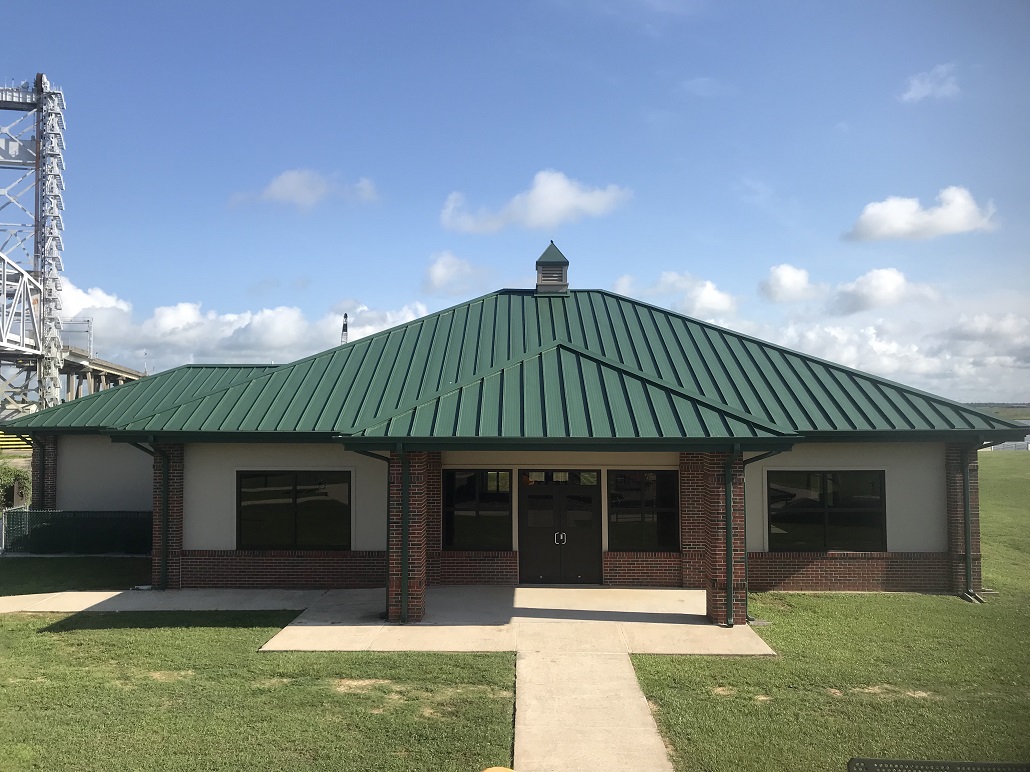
[2,365,278,432]
[350,343,794,444]
[3,287,1023,447]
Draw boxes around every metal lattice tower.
[0,73,66,416]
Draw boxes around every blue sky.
[4,0,1028,400]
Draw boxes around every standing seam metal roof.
[2,290,1022,443]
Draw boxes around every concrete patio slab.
[371,625,517,652]
[515,621,628,653]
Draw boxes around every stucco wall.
[743,442,947,552]
[55,434,153,511]
[182,444,388,551]
[441,450,679,551]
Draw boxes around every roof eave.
[336,436,797,453]
[797,429,1027,444]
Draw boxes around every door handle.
[559,532,567,545]
[554,532,560,545]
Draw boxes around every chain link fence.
[1,508,152,555]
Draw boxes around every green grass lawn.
[635,452,1030,771]
[0,611,515,771]
[0,556,152,596]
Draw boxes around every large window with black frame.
[607,470,679,551]
[237,471,351,549]
[443,470,513,550]
[767,470,886,552]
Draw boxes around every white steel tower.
[0,73,66,416]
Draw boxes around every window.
[767,470,886,552]
[444,470,512,550]
[607,470,678,551]
[238,471,351,549]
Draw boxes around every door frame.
[516,469,603,584]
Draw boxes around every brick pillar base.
[151,444,184,589]
[387,451,430,622]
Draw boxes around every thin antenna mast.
[340,313,348,345]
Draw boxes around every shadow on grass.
[39,610,301,634]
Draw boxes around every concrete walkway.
[264,586,774,656]
[2,586,773,772]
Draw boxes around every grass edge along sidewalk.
[635,452,1030,771]
[0,610,516,772]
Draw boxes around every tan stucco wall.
[441,450,679,551]
[55,435,154,511]
[743,442,947,552]
[182,444,388,551]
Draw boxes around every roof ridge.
[550,341,797,436]
[349,340,797,438]
[580,289,1023,431]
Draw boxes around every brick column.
[30,434,59,509]
[703,452,747,626]
[151,444,184,589]
[387,451,430,622]
[425,452,443,586]
[679,453,707,587]
[945,444,982,593]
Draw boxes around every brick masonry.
[151,443,184,589]
[435,550,519,584]
[387,450,431,622]
[701,452,747,625]
[30,434,58,509]
[748,551,953,592]
[603,552,682,587]
[179,550,386,588]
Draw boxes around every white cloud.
[352,177,379,203]
[930,313,1030,366]
[60,280,132,317]
[441,170,631,233]
[773,321,955,379]
[614,271,735,317]
[899,64,959,103]
[422,251,491,296]
[260,169,333,208]
[681,77,722,97]
[231,169,379,208]
[760,264,822,303]
[831,268,936,315]
[845,186,996,241]
[682,279,735,316]
[56,277,426,373]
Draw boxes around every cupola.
[535,241,569,294]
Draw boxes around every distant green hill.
[968,404,1030,421]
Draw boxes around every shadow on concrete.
[38,609,302,634]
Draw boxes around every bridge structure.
[1,74,142,432]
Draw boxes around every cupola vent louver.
[535,241,570,294]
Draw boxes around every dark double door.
[518,470,602,584]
